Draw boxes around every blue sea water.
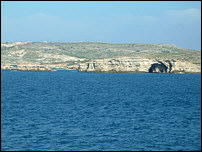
[1,70,201,151]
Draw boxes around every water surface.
[1,70,201,151]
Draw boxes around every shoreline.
[1,69,201,74]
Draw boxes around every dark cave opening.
[149,63,168,73]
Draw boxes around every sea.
[1,70,201,151]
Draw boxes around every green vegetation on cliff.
[1,42,201,66]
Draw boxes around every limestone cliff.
[78,57,201,74]
[1,64,55,71]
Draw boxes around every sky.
[1,1,201,50]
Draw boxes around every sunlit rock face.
[78,57,201,74]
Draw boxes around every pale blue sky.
[1,1,201,50]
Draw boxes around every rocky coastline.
[1,42,201,73]
[78,57,201,74]
[1,62,78,71]
[2,57,201,74]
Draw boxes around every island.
[1,42,201,73]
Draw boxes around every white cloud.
[165,8,201,17]
[2,8,201,49]
[164,8,201,25]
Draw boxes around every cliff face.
[78,57,201,73]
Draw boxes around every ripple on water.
[1,71,201,151]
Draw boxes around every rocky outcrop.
[78,57,201,74]
[1,65,55,71]
[1,65,17,70]
[17,65,55,71]
[1,63,79,71]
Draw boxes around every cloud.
[165,8,201,18]
[163,8,201,25]
[2,8,201,49]
[1,13,90,41]
[2,8,200,34]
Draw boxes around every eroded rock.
[78,57,201,74]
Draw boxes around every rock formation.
[17,65,55,71]
[1,65,17,70]
[1,64,55,71]
[78,57,201,74]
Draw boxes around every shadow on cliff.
[148,63,168,73]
